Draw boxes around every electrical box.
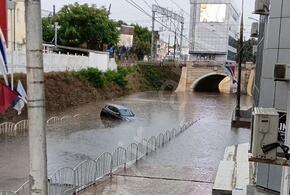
[251,22,259,38]
[254,0,270,15]
[252,108,279,160]
[274,64,290,81]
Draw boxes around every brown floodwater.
[0,91,252,191]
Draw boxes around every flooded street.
[0,91,252,192]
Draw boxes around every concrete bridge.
[175,62,255,94]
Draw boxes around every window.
[108,106,119,113]
[119,109,134,117]
[227,50,236,61]
[228,36,237,49]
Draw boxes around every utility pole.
[236,0,244,118]
[151,4,184,61]
[54,22,59,47]
[108,4,111,16]
[150,10,156,61]
[53,5,55,16]
[25,0,48,195]
[180,21,184,56]
[167,34,170,55]
[173,30,177,60]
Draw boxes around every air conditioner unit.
[254,0,270,15]
[252,108,279,160]
[274,64,290,81]
[251,22,259,38]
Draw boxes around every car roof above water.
[105,104,129,110]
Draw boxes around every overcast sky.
[41,0,258,43]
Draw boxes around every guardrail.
[0,119,198,195]
[0,114,81,138]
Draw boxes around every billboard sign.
[200,4,226,23]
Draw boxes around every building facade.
[189,0,240,63]
[118,25,135,48]
[7,0,26,51]
[2,0,53,51]
[254,0,290,193]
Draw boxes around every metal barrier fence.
[0,114,81,138]
[0,122,15,137]
[14,120,28,136]
[0,119,198,195]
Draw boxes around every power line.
[153,0,159,6]
[142,0,151,9]
[123,0,206,50]
[169,0,190,16]
[124,0,152,18]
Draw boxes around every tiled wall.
[257,0,290,192]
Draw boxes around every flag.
[13,80,27,115]
[0,83,18,113]
[0,29,8,72]
[0,28,8,85]
[0,0,8,43]
[224,61,237,83]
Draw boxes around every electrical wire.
[124,0,152,18]
[123,0,216,51]
[153,0,159,6]
[169,0,190,16]
[142,0,152,9]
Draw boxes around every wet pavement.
[0,91,252,192]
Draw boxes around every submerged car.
[100,104,135,121]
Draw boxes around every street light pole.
[25,0,48,195]
[54,22,59,47]
[236,0,244,118]
[150,10,156,61]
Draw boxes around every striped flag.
[0,29,8,72]
[224,61,237,83]
[13,80,27,115]
[0,28,8,85]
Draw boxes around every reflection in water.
[0,91,252,191]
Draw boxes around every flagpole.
[10,5,14,90]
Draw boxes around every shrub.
[78,68,105,88]
[139,65,162,89]
[104,70,128,89]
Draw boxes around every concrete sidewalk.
[81,164,214,195]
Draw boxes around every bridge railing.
[1,119,199,195]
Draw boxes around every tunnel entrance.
[194,74,226,92]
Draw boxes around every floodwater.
[0,91,252,191]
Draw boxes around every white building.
[6,0,53,51]
[189,0,240,63]
[7,0,26,51]
[118,25,134,48]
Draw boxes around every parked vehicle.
[100,104,135,121]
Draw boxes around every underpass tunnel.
[194,74,227,93]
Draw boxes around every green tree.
[42,3,119,50]
[132,24,151,60]
[42,17,54,43]
[237,38,258,63]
